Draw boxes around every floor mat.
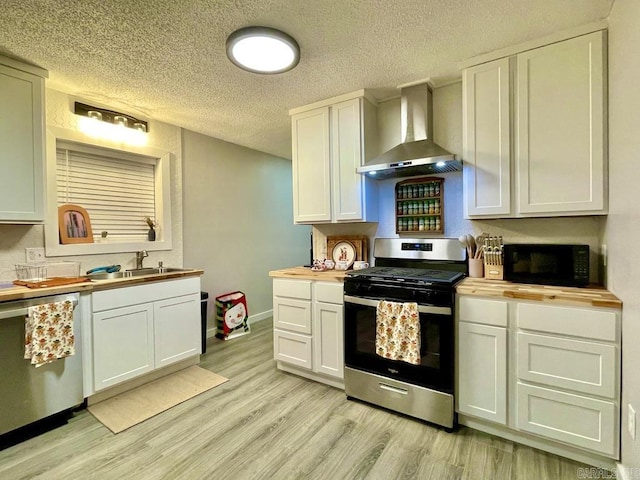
[87,366,228,433]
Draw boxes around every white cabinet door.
[154,293,201,368]
[457,322,507,425]
[332,98,364,222]
[0,63,45,223]
[516,382,616,456]
[463,57,512,218]
[516,31,605,215]
[273,297,312,335]
[274,329,312,370]
[313,301,344,379]
[93,303,155,391]
[291,107,331,223]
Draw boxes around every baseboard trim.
[458,414,616,470]
[249,310,272,324]
[87,356,200,405]
[277,361,345,390]
[617,463,632,480]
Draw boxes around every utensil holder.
[468,258,484,278]
[484,263,504,280]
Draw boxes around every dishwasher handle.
[0,298,78,320]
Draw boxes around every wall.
[181,129,310,332]
[0,88,183,281]
[314,83,603,281]
[606,0,640,470]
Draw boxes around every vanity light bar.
[74,102,149,133]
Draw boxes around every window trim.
[44,126,172,257]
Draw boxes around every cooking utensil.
[466,234,476,258]
[458,235,471,258]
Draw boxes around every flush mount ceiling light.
[226,26,300,74]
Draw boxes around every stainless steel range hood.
[357,82,461,180]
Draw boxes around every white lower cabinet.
[273,278,344,386]
[93,303,155,389]
[456,294,620,462]
[458,322,507,424]
[154,294,201,368]
[313,300,344,378]
[91,277,201,392]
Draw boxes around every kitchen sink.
[88,267,191,280]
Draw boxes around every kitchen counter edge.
[269,266,347,282]
[456,277,622,309]
[0,269,204,303]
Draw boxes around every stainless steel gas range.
[343,238,466,431]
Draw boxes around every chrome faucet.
[135,250,148,269]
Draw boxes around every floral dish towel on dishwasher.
[24,300,75,367]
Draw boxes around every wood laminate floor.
[0,319,611,480]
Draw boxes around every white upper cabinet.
[463,57,512,217]
[516,32,605,214]
[290,92,378,224]
[462,30,607,218]
[292,107,332,223]
[0,58,47,223]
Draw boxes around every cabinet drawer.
[273,297,312,334]
[273,279,312,300]
[274,329,312,370]
[517,302,618,342]
[314,281,343,304]
[458,296,508,327]
[517,332,617,398]
[516,382,617,457]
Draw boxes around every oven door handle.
[344,295,451,315]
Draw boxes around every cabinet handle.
[379,383,408,395]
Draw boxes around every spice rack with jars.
[395,177,444,233]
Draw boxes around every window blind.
[56,145,156,241]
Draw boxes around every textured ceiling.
[0,0,613,160]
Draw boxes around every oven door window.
[344,298,453,392]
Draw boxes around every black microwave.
[503,244,589,287]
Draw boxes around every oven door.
[344,294,453,393]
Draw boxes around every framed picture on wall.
[58,204,94,244]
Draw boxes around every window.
[56,142,156,242]
[45,127,172,256]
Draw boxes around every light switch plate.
[629,404,636,440]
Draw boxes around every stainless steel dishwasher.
[0,292,84,436]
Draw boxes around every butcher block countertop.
[0,269,204,303]
[456,277,622,309]
[269,266,348,282]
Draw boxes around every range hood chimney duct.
[357,82,461,180]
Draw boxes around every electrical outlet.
[25,247,45,264]
[629,404,636,440]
